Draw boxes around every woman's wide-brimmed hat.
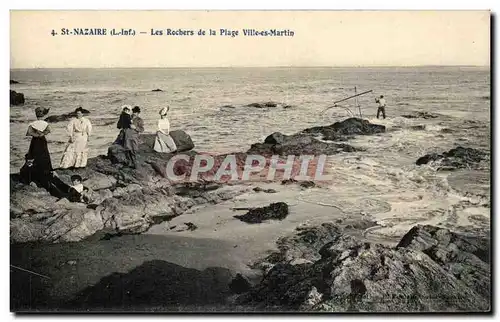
[74,106,85,113]
[35,107,49,118]
[159,106,170,116]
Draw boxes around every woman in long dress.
[154,106,177,153]
[24,107,53,189]
[60,107,92,169]
[123,106,145,168]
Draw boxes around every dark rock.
[402,111,439,119]
[234,202,289,224]
[410,125,426,131]
[416,146,488,170]
[440,128,454,133]
[299,181,315,189]
[184,222,198,231]
[246,103,266,108]
[302,117,386,141]
[282,178,298,185]
[45,109,91,123]
[246,102,283,109]
[248,132,357,156]
[10,90,25,105]
[152,89,163,92]
[170,130,195,152]
[10,80,19,84]
[229,273,252,294]
[238,224,490,312]
[253,187,277,193]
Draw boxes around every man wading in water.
[375,95,386,119]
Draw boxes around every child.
[68,174,90,203]
[115,106,132,145]
[117,106,132,130]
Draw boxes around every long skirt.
[24,136,53,189]
[123,129,139,152]
[27,137,53,174]
[60,133,89,169]
[154,131,177,153]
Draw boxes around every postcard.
[9,10,491,313]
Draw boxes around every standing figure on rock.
[375,95,386,119]
[60,107,93,169]
[114,105,132,145]
[154,106,178,153]
[24,107,53,188]
[124,106,145,168]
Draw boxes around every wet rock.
[416,146,488,170]
[248,132,357,156]
[234,202,289,224]
[402,111,439,119]
[299,181,316,189]
[45,109,90,123]
[10,90,25,105]
[253,187,277,193]
[238,224,490,312]
[410,125,426,131]
[246,102,287,109]
[152,88,163,92]
[301,117,386,141]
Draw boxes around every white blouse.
[158,118,170,134]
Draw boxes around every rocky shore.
[10,117,491,312]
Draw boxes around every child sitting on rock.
[68,174,90,203]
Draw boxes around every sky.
[10,10,491,68]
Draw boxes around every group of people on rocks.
[19,104,178,203]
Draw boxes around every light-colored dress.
[154,118,177,153]
[60,117,92,168]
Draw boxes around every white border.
[2,1,498,322]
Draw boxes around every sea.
[10,67,490,172]
[9,67,491,310]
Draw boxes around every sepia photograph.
[8,10,491,313]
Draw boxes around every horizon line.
[10,64,490,70]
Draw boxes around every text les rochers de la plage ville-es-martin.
[55,28,295,37]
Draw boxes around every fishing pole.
[10,264,51,279]
[321,89,373,114]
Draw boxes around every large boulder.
[10,90,25,105]
[170,130,195,152]
[237,224,490,312]
[107,131,195,166]
[248,132,357,156]
[302,117,386,141]
[416,146,489,170]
